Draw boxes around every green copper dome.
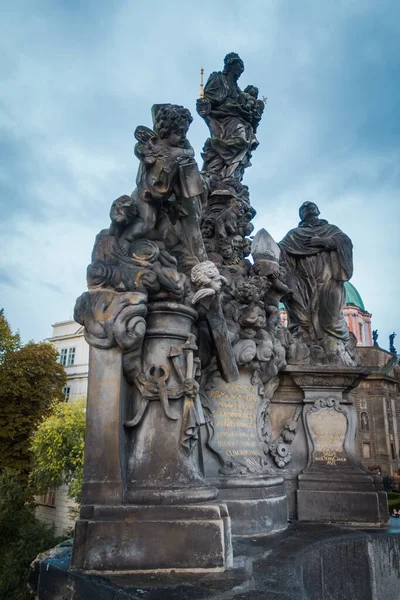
[344,281,365,311]
[279,281,366,312]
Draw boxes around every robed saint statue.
[279,201,353,345]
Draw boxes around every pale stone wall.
[351,346,400,479]
[48,320,89,401]
[35,320,88,533]
[36,485,77,536]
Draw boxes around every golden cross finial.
[262,96,268,104]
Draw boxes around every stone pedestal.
[71,301,232,573]
[289,367,388,525]
[215,475,287,537]
[201,369,288,536]
[72,504,231,572]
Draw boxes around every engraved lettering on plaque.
[308,409,347,466]
[204,375,272,475]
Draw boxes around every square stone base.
[297,489,388,524]
[216,477,288,536]
[71,503,232,572]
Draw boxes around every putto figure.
[196,52,264,181]
[87,104,210,297]
[279,201,355,365]
[119,104,205,259]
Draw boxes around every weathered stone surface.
[279,202,358,367]
[192,53,290,536]
[197,52,264,182]
[200,368,287,535]
[72,504,231,572]
[290,367,387,524]
[202,371,269,474]
[269,365,389,524]
[72,299,232,572]
[30,523,400,600]
[80,345,126,505]
[63,49,388,580]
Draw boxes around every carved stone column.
[289,366,388,524]
[71,293,232,573]
[124,302,217,504]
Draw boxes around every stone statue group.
[70,52,371,573]
[76,51,357,401]
[75,52,358,473]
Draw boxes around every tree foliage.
[0,469,61,600]
[0,309,21,362]
[30,398,86,503]
[0,310,66,487]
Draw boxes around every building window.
[59,348,68,366]
[359,323,363,344]
[362,442,371,459]
[67,347,75,366]
[360,412,369,431]
[62,386,71,402]
[391,443,396,460]
[360,398,367,410]
[38,488,56,507]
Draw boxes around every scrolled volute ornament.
[268,406,302,468]
[74,289,148,353]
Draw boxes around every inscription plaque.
[203,370,271,476]
[308,406,347,467]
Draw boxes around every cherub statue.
[118,104,205,257]
[243,85,265,132]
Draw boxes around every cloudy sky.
[1,0,399,350]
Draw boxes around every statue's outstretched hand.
[196,98,211,117]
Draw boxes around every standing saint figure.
[279,202,353,351]
[196,52,264,181]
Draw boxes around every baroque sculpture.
[70,52,387,575]
[72,103,237,572]
[279,200,357,366]
[197,52,264,181]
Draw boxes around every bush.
[0,470,62,600]
[387,492,400,501]
[388,493,400,512]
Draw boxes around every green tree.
[30,398,86,503]
[0,308,21,361]
[0,470,61,600]
[0,312,66,488]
